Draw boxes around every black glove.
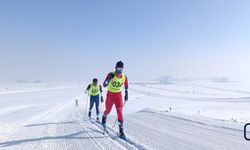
[124,91,128,101]
[101,96,104,103]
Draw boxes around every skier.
[85,78,104,122]
[101,61,128,139]
[75,99,78,107]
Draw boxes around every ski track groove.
[75,109,135,150]
[27,121,50,150]
[7,120,49,150]
[0,125,26,149]
[76,108,147,150]
[101,123,149,150]
[62,122,68,150]
[0,125,23,148]
[90,121,136,150]
[73,109,104,150]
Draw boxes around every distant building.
[212,77,230,83]
[15,80,27,83]
[157,76,173,84]
[33,80,42,83]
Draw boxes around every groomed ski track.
[0,85,250,150]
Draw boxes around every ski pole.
[99,100,103,114]
[99,95,103,113]
[112,101,126,128]
[84,93,89,117]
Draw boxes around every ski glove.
[104,79,111,87]
[101,96,104,103]
[84,90,89,94]
[124,91,128,101]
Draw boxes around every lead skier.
[101,61,128,139]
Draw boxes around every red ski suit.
[103,72,128,122]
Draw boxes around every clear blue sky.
[0,0,250,82]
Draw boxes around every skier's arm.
[100,85,103,95]
[124,76,128,101]
[103,72,114,87]
[100,85,104,102]
[84,84,91,94]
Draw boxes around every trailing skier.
[101,61,128,139]
[85,78,104,122]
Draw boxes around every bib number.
[112,81,123,88]
[91,88,98,94]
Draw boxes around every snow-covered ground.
[128,81,250,123]
[0,81,250,150]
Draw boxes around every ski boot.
[96,117,100,123]
[88,111,91,118]
[88,111,92,122]
[102,115,108,134]
[118,121,126,140]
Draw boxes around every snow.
[0,81,250,149]
[127,81,250,122]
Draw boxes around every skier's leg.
[114,94,124,122]
[115,94,125,138]
[89,96,94,117]
[95,96,100,116]
[95,96,100,121]
[102,93,114,124]
[103,93,114,116]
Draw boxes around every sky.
[0,0,250,82]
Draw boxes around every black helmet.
[93,78,98,82]
[115,61,124,68]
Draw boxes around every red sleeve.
[124,75,128,89]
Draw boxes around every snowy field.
[128,80,250,123]
[0,81,250,150]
